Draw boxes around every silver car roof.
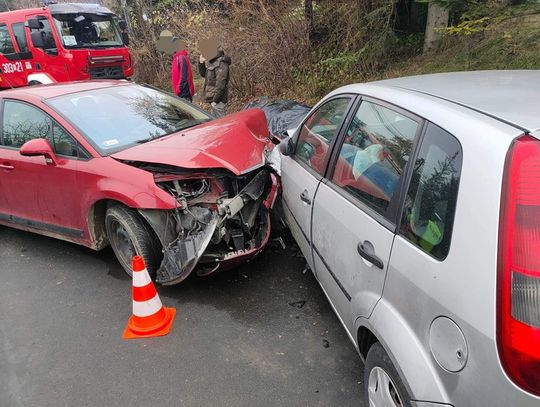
[337,70,540,132]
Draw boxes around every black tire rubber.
[364,342,412,407]
[27,80,42,86]
[105,205,162,279]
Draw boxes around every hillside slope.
[383,11,540,80]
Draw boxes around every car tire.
[105,205,162,279]
[28,80,42,86]
[364,342,412,407]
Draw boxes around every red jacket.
[171,50,194,99]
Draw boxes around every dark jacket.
[171,50,194,100]
[198,51,231,104]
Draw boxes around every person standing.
[198,43,231,117]
[171,44,195,102]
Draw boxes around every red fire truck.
[0,3,133,89]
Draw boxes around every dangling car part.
[137,168,279,285]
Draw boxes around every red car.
[0,81,279,285]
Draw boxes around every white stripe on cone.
[132,294,163,317]
[133,268,152,287]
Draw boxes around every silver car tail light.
[498,135,540,396]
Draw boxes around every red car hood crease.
[111,109,270,176]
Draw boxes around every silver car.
[278,71,540,406]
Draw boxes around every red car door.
[39,120,87,233]
[0,160,11,219]
[0,100,83,237]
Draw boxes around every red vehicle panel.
[0,3,132,89]
[0,81,279,285]
[111,109,273,176]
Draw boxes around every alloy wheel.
[368,366,403,407]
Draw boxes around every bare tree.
[0,0,36,11]
[304,0,314,39]
[423,1,449,54]
[357,0,372,13]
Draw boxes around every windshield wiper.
[91,44,124,48]
[158,118,210,131]
[136,134,166,144]
[176,119,211,132]
[64,43,123,49]
[159,118,200,126]
[135,120,210,144]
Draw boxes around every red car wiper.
[136,134,165,143]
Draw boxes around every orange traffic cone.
[123,256,176,339]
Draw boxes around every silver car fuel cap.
[429,316,468,372]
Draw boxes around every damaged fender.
[138,166,279,285]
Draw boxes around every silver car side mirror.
[278,136,294,156]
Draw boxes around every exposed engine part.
[179,206,212,233]
[158,178,212,209]
[172,180,187,208]
[212,225,227,244]
[142,167,277,285]
[218,195,245,218]
[240,199,260,230]
[217,169,268,218]
[157,214,218,285]
[231,229,245,251]
[241,170,268,200]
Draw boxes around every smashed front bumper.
[139,169,279,285]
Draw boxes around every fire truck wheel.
[28,80,42,86]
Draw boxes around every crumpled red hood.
[111,109,271,175]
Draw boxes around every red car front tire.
[105,205,162,279]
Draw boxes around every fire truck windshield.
[52,13,123,48]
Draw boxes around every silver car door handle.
[300,190,311,205]
[0,163,14,170]
[357,241,384,269]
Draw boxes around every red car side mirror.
[20,138,58,166]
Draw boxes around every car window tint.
[12,23,29,53]
[331,101,418,215]
[295,97,351,175]
[0,24,15,54]
[2,101,51,148]
[52,121,79,158]
[400,123,462,260]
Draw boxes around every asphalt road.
[0,226,364,407]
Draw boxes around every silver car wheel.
[368,366,403,407]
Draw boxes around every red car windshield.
[47,85,211,155]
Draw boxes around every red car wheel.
[105,205,162,279]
